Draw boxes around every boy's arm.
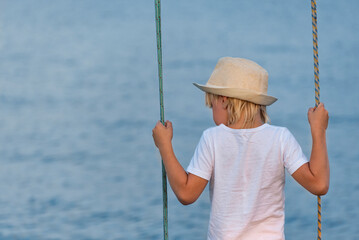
[153,121,208,205]
[291,103,329,195]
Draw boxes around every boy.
[152,57,329,239]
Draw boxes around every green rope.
[154,0,169,239]
[311,0,322,239]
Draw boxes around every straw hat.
[193,57,277,106]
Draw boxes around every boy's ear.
[221,96,228,109]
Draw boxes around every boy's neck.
[227,111,264,129]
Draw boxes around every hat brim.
[193,83,277,106]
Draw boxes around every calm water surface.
[0,0,358,239]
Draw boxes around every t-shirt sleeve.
[281,128,309,175]
[186,131,214,181]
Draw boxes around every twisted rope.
[154,0,169,239]
[311,0,321,239]
[311,0,320,107]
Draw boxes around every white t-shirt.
[187,123,308,240]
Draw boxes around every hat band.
[193,83,277,106]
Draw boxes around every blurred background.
[0,0,358,239]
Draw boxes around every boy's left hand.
[152,120,173,149]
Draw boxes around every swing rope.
[311,0,322,239]
[154,0,169,239]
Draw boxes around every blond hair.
[205,93,270,128]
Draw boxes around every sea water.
[0,0,358,239]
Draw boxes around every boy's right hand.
[308,103,329,134]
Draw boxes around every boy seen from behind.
[152,57,329,240]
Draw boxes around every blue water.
[0,0,358,239]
